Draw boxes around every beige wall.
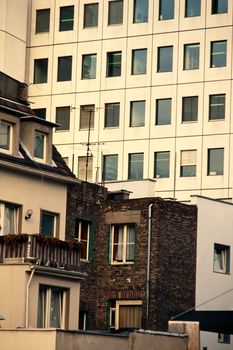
[0,264,81,330]
[0,167,67,239]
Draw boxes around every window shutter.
[181,150,196,166]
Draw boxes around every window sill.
[213,270,230,275]
[111,262,134,266]
[208,118,225,122]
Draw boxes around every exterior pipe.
[25,265,36,328]
[146,203,153,329]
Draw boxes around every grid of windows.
[128,153,144,180]
[207,148,224,175]
[180,150,197,177]
[59,6,74,31]
[133,0,148,23]
[55,106,70,131]
[132,49,147,75]
[57,56,72,81]
[212,0,228,14]
[185,0,201,17]
[107,51,122,77]
[108,0,123,25]
[209,94,225,120]
[130,101,145,127]
[182,96,198,122]
[35,9,50,33]
[156,98,171,125]
[82,54,97,79]
[157,46,173,72]
[104,103,120,128]
[210,40,227,68]
[154,152,170,178]
[84,3,99,28]
[184,43,200,70]
[159,0,174,20]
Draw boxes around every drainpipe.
[146,203,153,329]
[25,265,36,328]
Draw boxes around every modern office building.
[1,0,233,201]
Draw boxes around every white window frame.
[76,220,90,261]
[0,202,18,235]
[0,120,13,153]
[111,224,136,265]
[37,285,67,328]
[110,300,142,330]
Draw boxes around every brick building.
[66,184,197,332]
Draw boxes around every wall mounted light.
[25,209,33,220]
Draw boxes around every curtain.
[113,226,124,262]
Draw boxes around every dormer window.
[0,120,11,151]
[34,131,45,159]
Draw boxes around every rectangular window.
[128,153,143,179]
[55,106,70,131]
[209,94,225,120]
[78,156,93,182]
[184,43,200,70]
[108,0,123,25]
[82,54,97,79]
[0,120,11,151]
[33,108,46,120]
[157,46,173,72]
[76,220,91,260]
[212,0,228,14]
[182,96,198,122]
[84,3,99,28]
[40,211,57,237]
[57,56,72,81]
[208,148,224,175]
[210,40,227,68]
[218,333,230,344]
[103,154,118,181]
[34,131,45,159]
[80,105,95,130]
[133,0,148,23]
[130,101,145,127]
[159,0,174,20]
[59,6,74,31]
[185,0,201,17]
[35,9,50,33]
[37,285,68,328]
[111,224,136,264]
[34,58,48,84]
[110,300,142,330]
[104,103,120,128]
[154,151,170,178]
[132,49,147,75]
[0,203,18,235]
[180,150,197,177]
[107,51,122,77]
[214,243,230,274]
[156,98,171,125]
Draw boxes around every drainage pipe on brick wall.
[146,203,153,328]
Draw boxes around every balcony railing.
[0,234,81,271]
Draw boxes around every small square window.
[157,46,173,72]
[130,101,145,127]
[210,41,227,68]
[154,151,170,178]
[40,211,57,237]
[84,3,99,28]
[111,224,136,264]
[209,94,225,120]
[76,219,91,260]
[78,156,93,181]
[57,56,72,81]
[80,105,95,130]
[108,0,123,25]
[156,98,171,125]
[104,103,120,128]
[82,54,97,79]
[218,333,230,344]
[107,51,122,77]
[180,150,197,177]
[35,9,50,33]
[159,0,174,20]
[212,0,228,14]
[33,108,46,119]
[59,6,74,31]
[184,43,200,70]
[55,106,70,131]
[34,58,48,84]
[103,154,118,181]
[128,153,144,180]
[214,243,230,274]
[0,120,11,151]
[34,131,45,159]
[208,148,224,175]
[132,49,147,75]
[185,0,201,17]
[182,96,198,122]
[133,0,148,23]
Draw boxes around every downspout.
[146,203,153,329]
[25,265,36,328]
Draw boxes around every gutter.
[0,159,80,185]
[146,203,153,328]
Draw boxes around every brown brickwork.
[66,183,197,332]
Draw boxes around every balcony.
[0,234,81,271]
